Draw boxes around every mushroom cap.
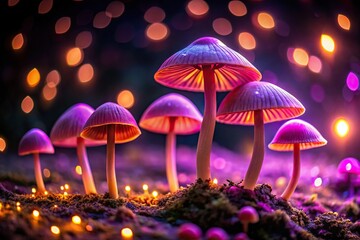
[337,157,360,175]
[50,103,106,147]
[139,93,203,135]
[177,223,202,240]
[154,36,261,92]
[19,128,54,156]
[268,119,327,151]
[80,102,141,144]
[205,227,229,240]
[237,206,259,224]
[216,81,305,125]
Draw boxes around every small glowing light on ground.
[33,210,40,218]
[43,168,51,178]
[275,176,287,188]
[27,68,41,88]
[72,215,81,224]
[54,205,58,208]
[152,191,158,198]
[334,118,350,138]
[31,194,35,198]
[17,206,21,211]
[32,188,36,193]
[293,48,309,66]
[55,16,71,34]
[21,96,34,114]
[346,72,359,91]
[60,186,64,191]
[16,202,20,207]
[186,0,209,17]
[321,34,335,52]
[64,192,68,197]
[142,184,149,192]
[212,18,232,36]
[85,224,93,232]
[238,32,256,50]
[337,14,350,30]
[121,227,133,239]
[44,191,48,195]
[0,138,6,152]
[314,177,322,187]
[117,90,135,109]
[212,178,218,184]
[146,23,169,41]
[12,33,24,50]
[125,185,131,193]
[308,56,322,73]
[78,64,94,83]
[66,47,83,67]
[228,0,247,17]
[51,226,60,235]
[64,184,70,190]
[75,165,82,175]
[257,12,275,29]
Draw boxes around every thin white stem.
[106,125,118,199]
[196,65,216,180]
[243,110,264,190]
[33,153,46,193]
[166,117,179,192]
[77,137,97,194]
[281,143,301,200]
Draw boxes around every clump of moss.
[337,200,360,222]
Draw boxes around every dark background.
[0,0,359,162]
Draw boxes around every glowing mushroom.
[18,128,54,194]
[337,157,360,198]
[80,102,141,199]
[154,36,261,180]
[268,119,327,200]
[139,93,202,192]
[51,103,105,194]
[217,81,305,190]
[237,206,259,234]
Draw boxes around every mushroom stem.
[243,110,264,190]
[33,153,46,193]
[106,125,118,199]
[281,143,300,200]
[242,222,249,234]
[347,173,354,198]
[76,137,97,194]
[196,65,216,180]
[166,117,179,192]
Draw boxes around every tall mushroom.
[268,119,327,200]
[19,128,54,194]
[51,103,105,194]
[154,36,261,180]
[217,81,305,190]
[80,102,141,199]
[139,93,202,192]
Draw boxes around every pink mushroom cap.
[217,81,305,125]
[50,103,106,147]
[268,119,327,151]
[177,223,202,240]
[205,227,229,240]
[154,36,261,92]
[80,102,141,143]
[237,206,259,224]
[337,157,360,175]
[139,93,203,135]
[19,128,54,156]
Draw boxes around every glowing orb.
[321,34,335,52]
[346,163,352,171]
[117,90,134,109]
[334,118,349,138]
[121,228,133,238]
[314,177,322,187]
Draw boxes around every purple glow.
[346,72,359,91]
[310,84,325,103]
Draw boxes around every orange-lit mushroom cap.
[51,103,106,147]
[140,93,203,135]
[19,128,54,156]
[268,119,327,151]
[154,36,261,92]
[80,102,141,143]
[217,81,305,125]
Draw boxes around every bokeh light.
[146,23,169,41]
[121,228,133,238]
[21,96,34,114]
[293,48,309,66]
[346,72,359,91]
[238,32,256,50]
[117,90,135,109]
[321,34,335,52]
[93,11,111,29]
[257,12,275,29]
[308,56,322,73]
[72,215,81,225]
[43,168,51,178]
[77,64,94,83]
[8,0,19,7]
[337,14,350,30]
[186,0,209,18]
[66,47,83,67]
[228,0,247,17]
[75,31,93,49]
[55,17,71,34]
[26,68,41,88]
[106,1,125,18]
[212,18,232,36]
[32,210,40,218]
[333,118,350,138]
[12,33,24,50]
[0,138,6,152]
[38,0,53,14]
[144,6,166,23]
[51,226,60,235]
[42,84,57,101]
[314,177,322,187]
[46,70,61,87]
[75,165,82,175]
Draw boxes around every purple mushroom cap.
[19,128,54,156]
[337,157,360,175]
[237,206,259,224]
[205,227,229,240]
[177,223,202,240]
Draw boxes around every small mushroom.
[51,103,105,194]
[18,128,54,193]
[337,157,360,198]
[177,223,202,240]
[217,81,305,190]
[237,206,259,233]
[80,102,141,199]
[269,119,327,200]
[155,36,261,180]
[205,227,229,240]
[140,93,202,192]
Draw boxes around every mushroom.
[139,93,202,192]
[18,128,54,193]
[268,119,327,200]
[154,37,261,180]
[205,227,229,240]
[80,102,141,199]
[237,206,259,233]
[337,157,360,198]
[177,223,202,240]
[217,81,305,190]
[51,103,105,194]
